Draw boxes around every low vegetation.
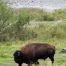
[0,0,66,41]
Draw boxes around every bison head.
[13,50,23,65]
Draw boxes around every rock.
[61,48,66,53]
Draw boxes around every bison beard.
[13,43,55,66]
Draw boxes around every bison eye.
[13,50,22,57]
[17,52,21,56]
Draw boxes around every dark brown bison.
[13,43,55,66]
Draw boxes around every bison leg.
[19,63,22,66]
[28,63,32,66]
[49,56,54,64]
[35,62,39,65]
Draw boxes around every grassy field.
[0,40,66,66]
[0,20,66,66]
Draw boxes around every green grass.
[0,39,66,66]
[0,41,23,65]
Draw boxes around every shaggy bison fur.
[13,43,55,66]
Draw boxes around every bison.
[13,43,55,66]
